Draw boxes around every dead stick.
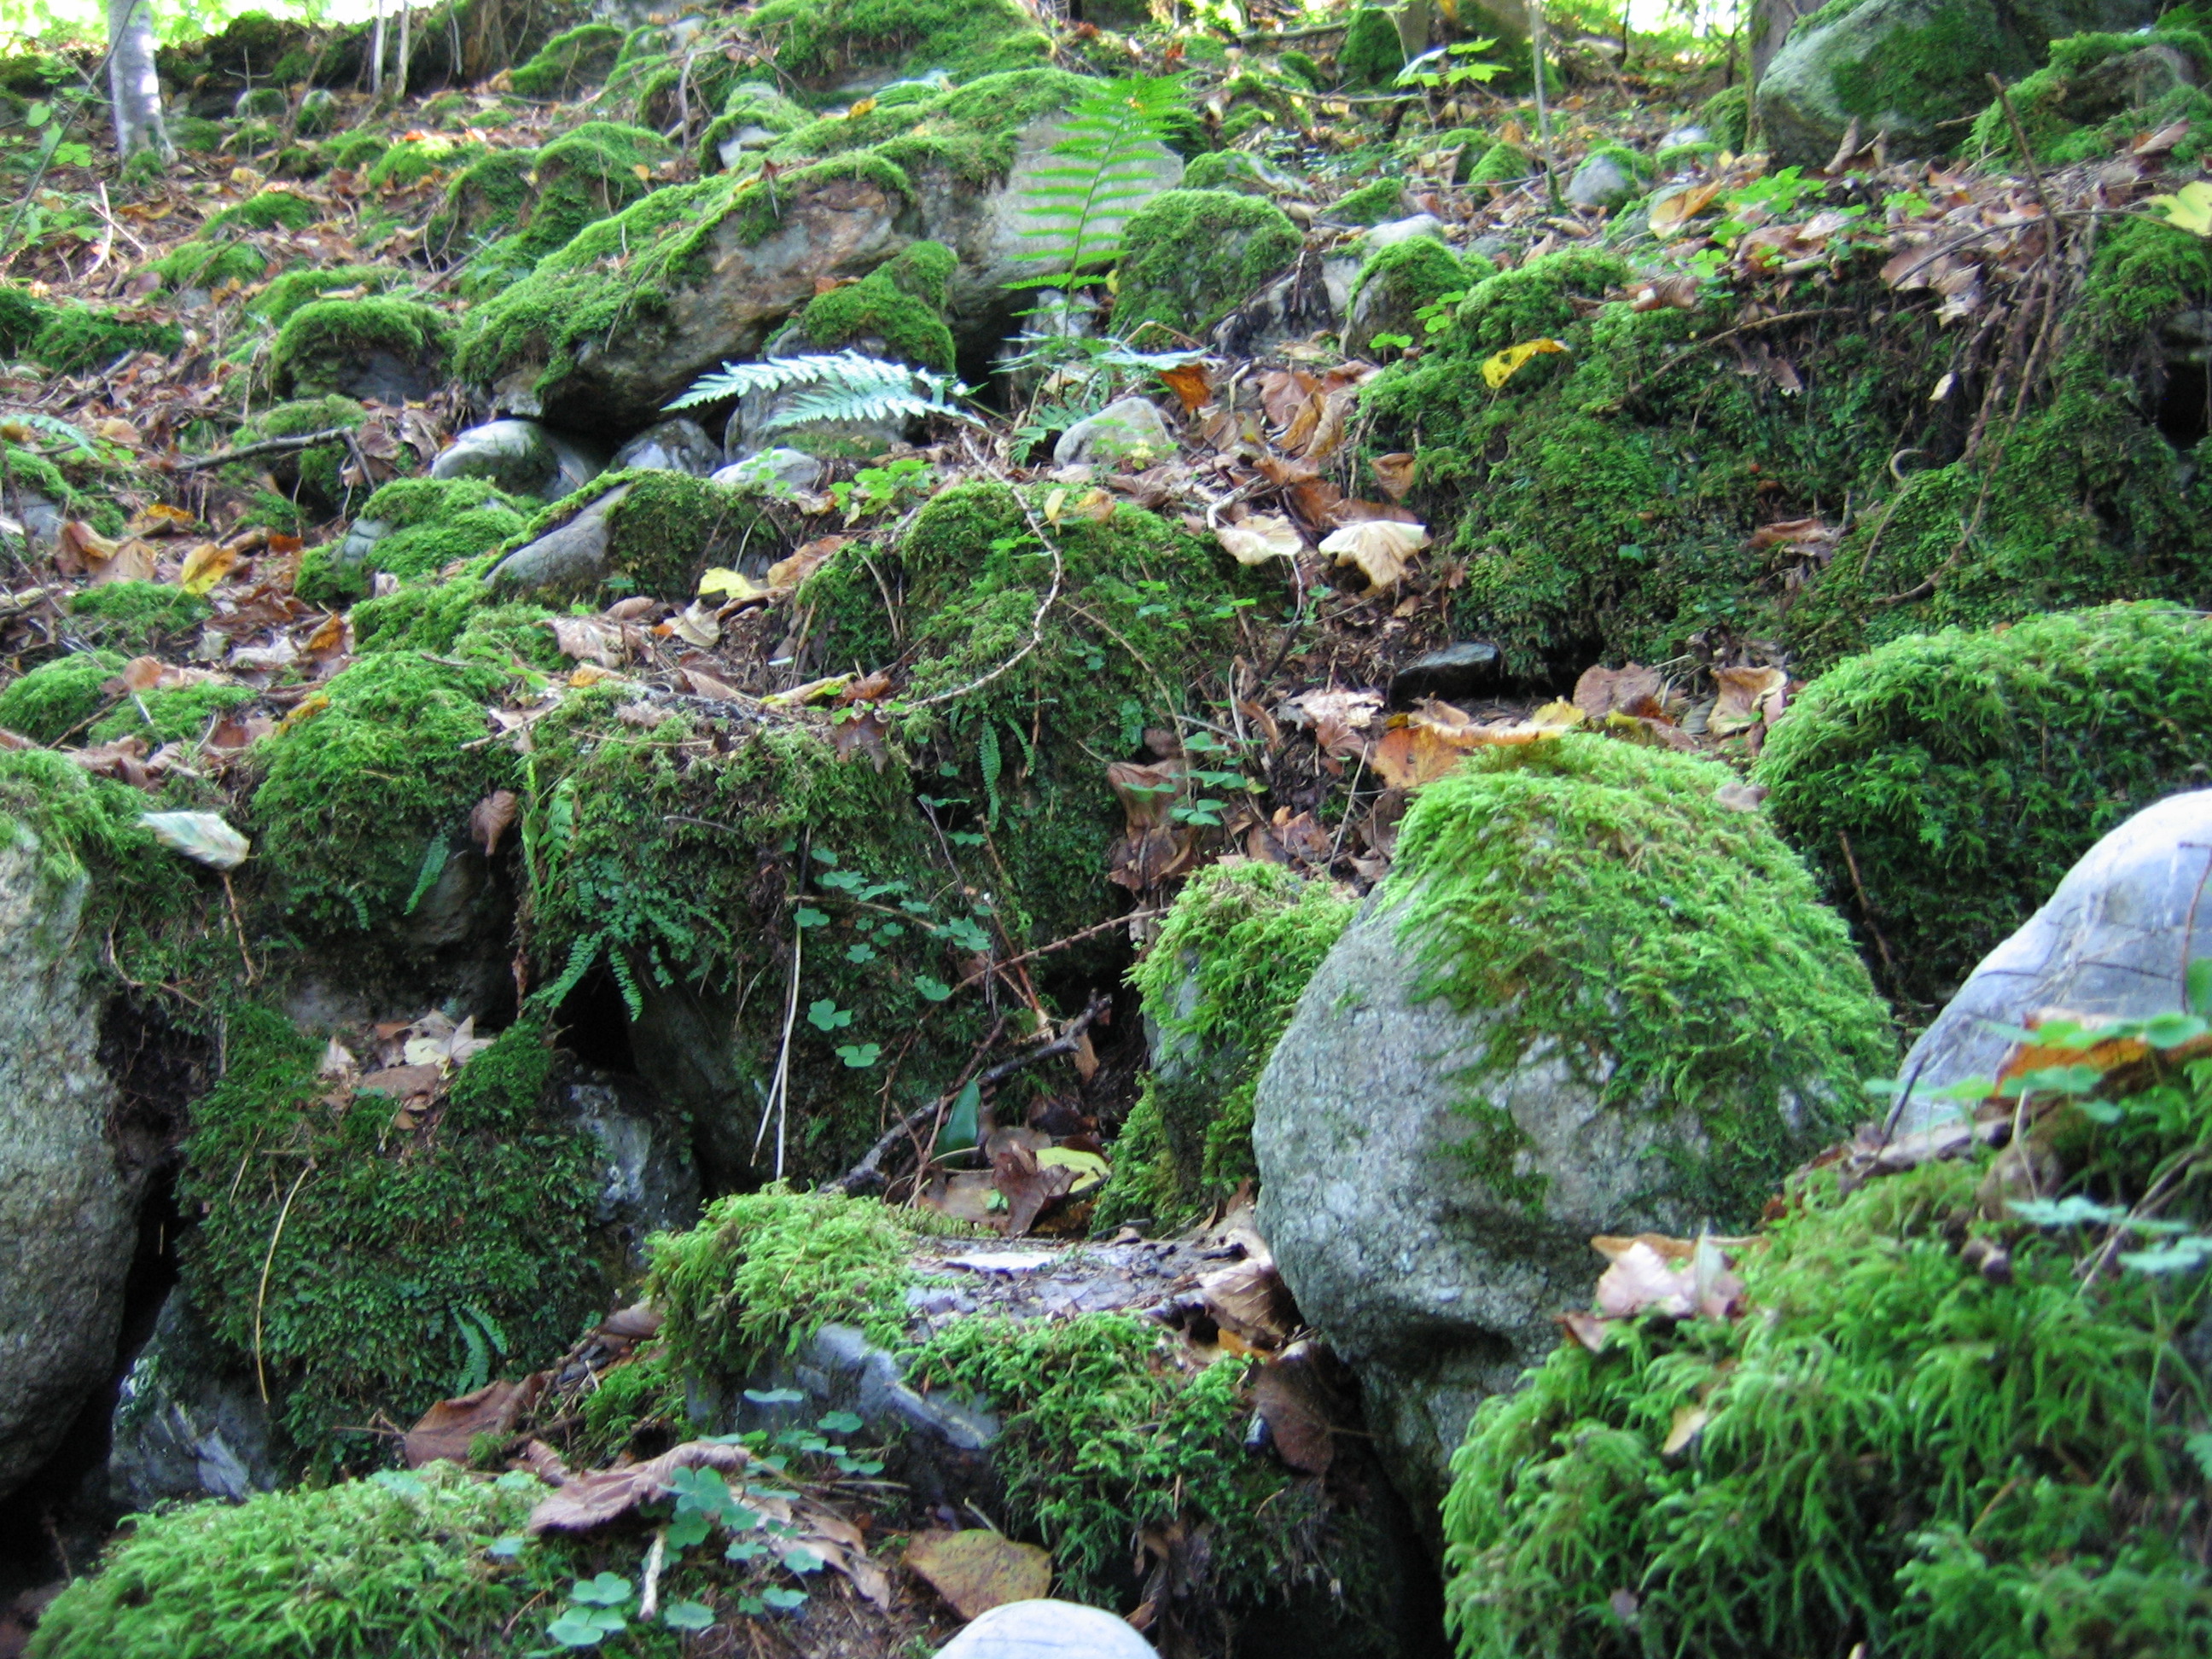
[176,428,358,470]
[952,908,1165,992]
[1987,73,2059,226]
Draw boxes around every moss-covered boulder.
[509,20,623,96]
[1110,189,1302,344]
[239,395,369,515]
[148,238,268,293]
[486,471,762,599]
[270,298,449,402]
[247,264,409,326]
[1345,233,1466,357]
[299,474,533,605]
[1968,25,2212,166]
[1755,0,2163,164]
[1757,603,2212,1011]
[742,0,1049,87]
[29,304,181,373]
[1254,736,1893,1530]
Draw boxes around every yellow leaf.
[1216,513,1302,566]
[1481,338,1570,389]
[1035,1146,1110,1193]
[698,566,768,602]
[2149,180,2212,237]
[845,96,876,119]
[1043,487,1068,527]
[178,541,239,596]
[630,163,652,182]
[1318,518,1430,591]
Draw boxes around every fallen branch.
[952,908,1164,992]
[827,991,1111,1194]
[176,428,361,470]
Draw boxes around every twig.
[827,992,1111,1194]
[1987,74,2059,226]
[752,898,805,1174]
[1234,20,1353,42]
[221,870,259,983]
[639,1529,667,1620]
[1618,310,1854,401]
[952,908,1165,992]
[176,428,359,470]
[253,1158,316,1404]
[1836,830,1898,980]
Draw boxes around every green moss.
[795,241,958,370]
[89,679,256,748]
[1351,234,1465,315]
[1821,0,2044,132]
[247,264,408,325]
[1700,82,1749,148]
[425,148,536,261]
[329,130,390,172]
[67,583,207,654]
[696,84,809,172]
[247,394,369,512]
[269,297,447,398]
[1969,28,2212,166]
[148,239,268,292]
[506,120,672,265]
[172,1013,600,1468]
[1330,177,1402,224]
[351,577,558,672]
[741,0,1049,85]
[251,652,516,933]
[1759,603,2212,1010]
[1387,736,1891,1215]
[509,21,624,96]
[1442,1053,2212,1659]
[1466,139,1532,184]
[30,305,182,372]
[294,87,338,134]
[1183,149,1272,193]
[169,114,226,153]
[1281,48,1324,88]
[1340,6,1405,86]
[26,1464,578,1659]
[297,484,531,606]
[0,282,51,355]
[1096,864,1355,1232]
[0,650,125,742]
[364,136,486,191]
[202,189,319,236]
[1112,189,1302,343]
[649,1189,912,1378]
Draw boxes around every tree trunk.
[370,0,387,96]
[397,0,411,96]
[105,0,172,163]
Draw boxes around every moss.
[1700,82,1749,148]
[1281,48,1324,88]
[509,21,624,96]
[1387,736,1891,1216]
[1758,603,2212,1011]
[1095,864,1356,1233]
[1819,0,2046,133]
[0,649,125,742]
[741,0,1049,85]
[1183,149,1272,193]
[251,652,516,933]
[1466,138,1532,185]
[1351,234,1465,315]
[696,84,809,172]
[425,148,536,261]
[1330,177,1402,224]
[1339,6,1405,86]
[297,487,531,606]
[504,120,672,265]
[148,238,267,292]
[203,189,320,236]
[329,130,389,172]
[269,298,447,398]
[294,86,338,134]
[1111,189,1303,343]
[234,85,288,119]
[1655,139,1720,170]
[0,282,51,355]
[364,134,485,191]
[169,114,226,153]
[1442,1052,2212,1659]
[67,583,207,654]
[247,264,407,325]
[649,1189,913,1379]
[586,469,761,599]
[795,242,958,371]
[88,679,257,748]
[30,305,182,373]
[1969,27,2212,166]
[26,1464,579,1659]
[767,67,1091,183]
[351,577,559,672]
[247,394,368,513]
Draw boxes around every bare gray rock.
[108,1290,279,1511]
[935,1600,1157,1658]
[610,416,721,477]
[486,486,629,594]
[1052,396,1173,469]
[1896,789,2212,1131]
[430,417,607,501]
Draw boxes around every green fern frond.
[1011,75,1185,291]
[666,349,981,428]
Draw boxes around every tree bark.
[370,0,387,96]
[105,0,172,164]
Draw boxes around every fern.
[979,721,1003,830]
[665,349,980,427]
[1012,75,1185,292]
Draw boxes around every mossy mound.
[502,120,672,266]
[425,148,536,263]
[1095,864,1355,1233]
[0,649,125,742]
[1339,6,1406,87]
[250,652,515,934]
[1443,1049,2212,1659]
[364,135,487,191]
[148,238,268,292]
[1183,148,1275,194]
[1970,26,2212,166]
[298,475,533,606]
[0,282,51,355]
[247,264,409,325]
[244,394,369,514]
[509,20,624,96]
[202,189,319,236]
[794,239,958,370]
[696,82,809,173]
[1329,176,1402,224]
[29,304,183,373]
[329,130,390,172]
[1388,736,1891,1214]
[742,0,1049,86]
[66,583,208,655]
[269,298,448,399]
[88,678,257,748]
[1758,603,2212,1010]
[1111,189,1302,344]
[27,1463,571,1659]
[1467,139,1532,184]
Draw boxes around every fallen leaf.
[180,541,241,597]
[119,655,164,694]
[138,810,250,870]
[303,612,347,656]
[527,1441,750,1534]
[469,790,518,856]
[404,1376,540,1468]
[127,502,196,536]
[1369,721,1475,789]
[1662,1403,1708,1455]
[1319,519,1429,591]
[904,1529,1052,1620]
[1249,1349,1335,1475]
[992,1142,1076,1237]
[1158,360,1212,413]
[1573,663,1667,720]
[1594,1240,1696,1319]
[1034,1145,1110,1194]
[1216,514,1302,566]
[1481,338,1569,389]
[1370,452,1417,501]
[664,599,720,649]
[1198,1254,1295,1348]
[766,535,848,591]
[1649,178,1723,236]
[1708,665,1787,735]
[2149,179,2212,237]
[699,566,771,604]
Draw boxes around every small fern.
[1012,75,1185,292]
[979,721,1003,830]
[665,349,980,428]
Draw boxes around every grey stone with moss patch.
[1566,149,1643,210]
[1896,789,2212,1132]
[430,418,607,501]
[1052,395,1173,469]
[108,1289,279,1511]
[934,1599,1157,1658]
[0,830,143,1503]
[712,448,825,495]
[486,486,628,593]
[610,416,720,476]
[1364,213,1448,250]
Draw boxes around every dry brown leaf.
[1662,1404,1710,1457]
[179,541,241,596]
[403,1375,541,1468]
[1320,519,1429,591]
[1198,1254,1295,1348]
[1158,361,1212,413]
[766,533,849,591]
[1369,721,1476,789]
[119,655,164,694]
[1249,1351,1335,1475]
[527,1441,750,1534]
[303,612,347,656]
[1594,1240,1697,1319]
[1649,178,1724,236]
[990,1143,1075,1237]
[1370,452,1417,501]
[1573,663,1667,720]
[905,1530,1052,1620]
[1708,665,1787,735]
[469,790,519,856]
[1216,514,1302,566]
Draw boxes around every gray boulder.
[565,1074,701,1270]
[935,1599,1157,1658]
[486,486,629,594]
[0,829,143,1502]
[1755,0,2162,164]
[610,416,721,477]
[1565,149,1644,212]
[1052,396,1174,469]
[108,1290,280,1511]
[1365,213,1449,251]
[1896,789,2212,1132]
[712,448,825,496]
[429,418,607,502]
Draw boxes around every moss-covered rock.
[696,82,809,173]
[148,238,268,292]
[509,20,624,96]
[1340,6,1406,86]
[1346,233,1466,357]
[299,474,533,608]
[1111,189,1303,344]
[1757,603,2212,1010]
[202,189,319,236]
[501,120,671,270]
[246,263,409,325]
[0,282,51,356]
[793,239,958,371]
[1327,177,1403,224]
[1254,736,1892,1523]
[1466,137,1532,184]
[742,0,1050,86]
[329,130,390,172]
[424,148,536,264]
[364,133,486,190]
[29,304,182,373]
[0,650,125,742]
[1095,864,1354,1233]
[242,394,369,515]
[1968,26,2212,166]
[269,297,448,400]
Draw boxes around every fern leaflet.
[1011,75,1185,291]
[666,349,981,427]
